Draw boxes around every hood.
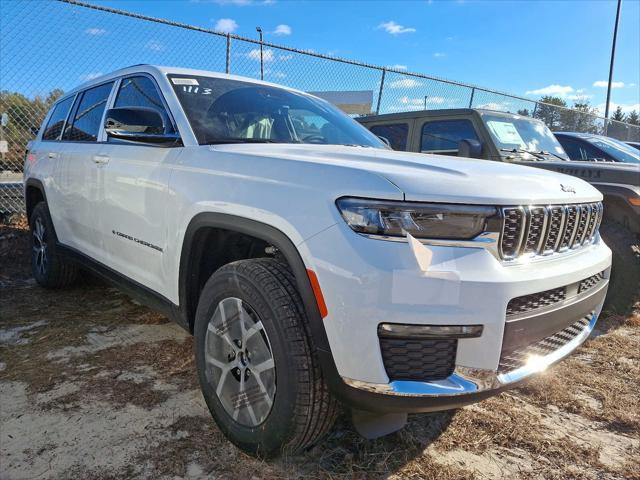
[209,143,603,205]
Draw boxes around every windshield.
[587,136,640,164]
[480,113,569,159]
[168,74,385,148]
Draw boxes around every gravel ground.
[0,219,638,480]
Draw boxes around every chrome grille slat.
[499,202,602,261]
[573,205,590,247]
[522,206,547,255]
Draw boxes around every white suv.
[24,65,612,456]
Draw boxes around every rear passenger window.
[42,96,74,141]
[63,82,113,142]
[369,123,409,151]
[114,76,174,133]
[421,119,479,153]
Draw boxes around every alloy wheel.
[204,297,276,427]
[32,217,48,276]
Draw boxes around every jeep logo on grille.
[560,184,576,194]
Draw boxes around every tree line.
[0,89,64,171]
[517,95,639,138]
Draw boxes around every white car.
[24,65,612,456]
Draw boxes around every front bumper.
[300,221,611,412]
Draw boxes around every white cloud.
[433,52,446,58]
[567,93,593,101]
[272,24,291,36]
[388,64,407,70]
[85,28,106,36]
[389,78,422,89]
[246,48,275,62]
[214,18,238,33]
[476,101,512,112]
[145,40,165,52]
[593,80,625,88]
[378,21,416,35]
[278,54,293,61]
[525,84,574,97]
[80,72,103,81]
[400,95,446,105]
[595,102,640,115]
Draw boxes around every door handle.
[93,155,110,165]
[47,152,59,159]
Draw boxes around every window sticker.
[171,78,199,86]
[486,120,525,146]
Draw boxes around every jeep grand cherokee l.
[24,65,612,456]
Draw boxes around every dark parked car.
[554,132,640,164]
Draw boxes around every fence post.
[226,33,231,74]
[532,102,539,117]
[468,87,475,108]
[376,68,386,115]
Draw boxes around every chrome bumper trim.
[342,312,598,398]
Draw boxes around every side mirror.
[458,138,483,159]
[377,135,392,149]
[104,107,180,145]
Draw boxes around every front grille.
[579,271,605,293]
[498,314,592,374]
[379,337,456,381]
[500,202,602,261]
[506,287,566,317]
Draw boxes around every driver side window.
[113,76,174,135]
[420,119,479,155]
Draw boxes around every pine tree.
[611,106,625,121]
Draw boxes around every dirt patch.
[1,218,639,479]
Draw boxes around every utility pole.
[256,26,264,80]
[424,96,428,110]
[604,0,622,121]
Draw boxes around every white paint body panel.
[24,65,612,388]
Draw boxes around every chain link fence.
[1,0,639,217]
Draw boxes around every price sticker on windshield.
[487,120,525,146]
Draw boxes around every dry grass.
[1,218,638,480]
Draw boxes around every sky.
[2,0,639,116]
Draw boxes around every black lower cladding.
[498,314,592,373]
[379,336,457,381]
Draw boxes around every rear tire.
[194,258,339,457]
[29,202,78,288]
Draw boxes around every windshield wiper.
[499,148,567,161]
[203,138,294,145]
[538,150,569,161]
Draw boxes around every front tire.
[194,258,339,457]
[29,202,78,288]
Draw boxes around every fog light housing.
[378,323,483,339]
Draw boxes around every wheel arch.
[177,213,329,345]
[24,178,47,220]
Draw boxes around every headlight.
[336,197,498,240]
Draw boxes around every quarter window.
[421,119,479,153]
[42,96,74,141]
[369,123,409,151]
[63,82,114,142]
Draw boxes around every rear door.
[30,95,76,240]
[56,81,115,261]
[97,74,182,295]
